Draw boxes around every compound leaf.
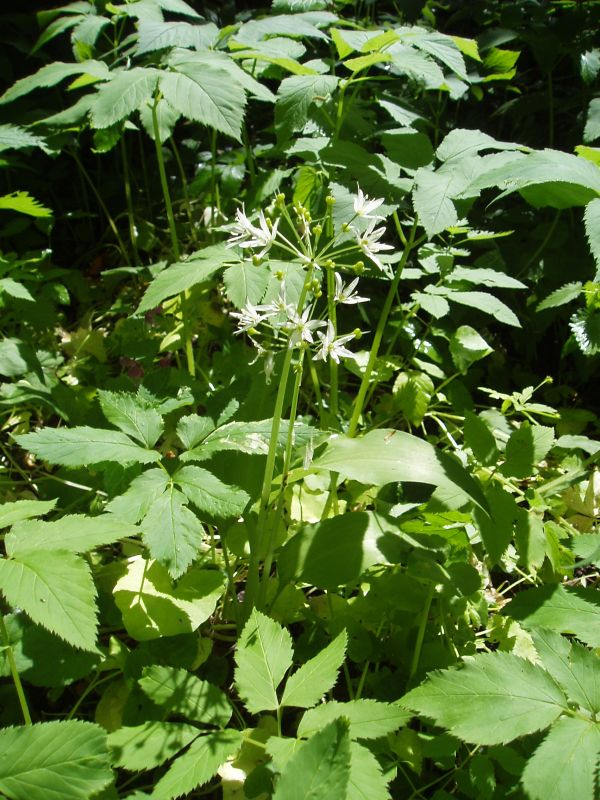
[281,631,347,709]
[15,427,160,467]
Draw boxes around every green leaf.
[234,12,336,46]
[90,67,160,129]
[584,198,600,277]
[176,415,215,449]
[502,423,555,479]
[281,631,347,709]
[473,484,518,564]
[584,98,600,143]
[138,95,180,142]
[392,370,434,426]
[0,278,35,301]
[0,192,52,218]
[136,245,231,313]
[275,74,338,143]
[412,168,459,237]
[298,699,410,740]
[388,43,445,87]
[15,427,160,467]
[397,26,467,80]
[348,741,391,800]
[159,63,245,141]
[98,390,164,447]
[223,261,271,307]
[152,729,243,800]
[0,60,109,105]
[174,466,249,518]
[0,551,97,651]
[235,610,294,713]
[0,720,112,800]
[181,419,317,461]
[436,128,521,162]
[0,498,57,529]
[136,20,218,54]
[449,325,493,373]
[537,281,583,311]
[401,652,567,745]
[5,514,139,557]
[312,429,488,513]
[521,717,600,800]
[450,266,526,289]
[503,584,600,647]
[464,411,499,467]
[141,486,204,578]
[0,124,46,154]
[531,628,600,713]
[444,290,521,327]
[105,468,170,523]
[139,665,232,726]
[113,557,225,641]
[272,719,350,800]
[108,721,199,771]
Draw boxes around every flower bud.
[353,328,362,339]
[313,223,323,236]
[325,195,336,206]
[354,261,365,274]
[252,254,262,266]
[276,270,285,280]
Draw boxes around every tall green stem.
[347,217,419,437]
[0,615,31,725]
[120,137,139,264]
[326,267,339,425]
[151,99,195,377]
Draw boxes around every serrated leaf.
[281,631,347,709]
[0,124,46,154]
[392,370,434,425]
[105,468,170,523]
[0,720,112,800]
[98,390,164,447]
[584,98,600,143]
[0,192,52,218]
[108,721,199,771]
[450,266,525,289]
[0,277,35,301]
[5,514,139,557]
[273,719,350,800]
[531,628,600,713]
[136,245,230,313]
[298,699,410,740]
[141,486,204,578]
[152,729,243,800]
[181,419,318,461]
[140,665,231,726]
[436,128,521,162]
[0,498,57,528]
[275,74,338,143]
[113,557,225,641]
[401,651,567,745]
[397,26,467,80]
[584,198,600,276]
[537,281,583,311]
[90,67,160,128]
[174,465,249,518]
[473,484,518,564]
[521,717,600,800]
[159,64,245,141]
[445,290,521,326]
[449,325,493,373]
[348,741,390,800]
[502,423,555,479]
[235,610,293,713]
[15,427,160,467]
[176,415,215,449]
[0,550,98,651]
[138,95,180,142]
[223,261,271,307]
[234,12,336,46]
[0,60,109,105]
[136,20,218,54]
[413,169,459,237]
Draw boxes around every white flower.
[257,285,295,319]
[334,272,368,305]
[354,220,394,272]
[229,300,269,334]
[285,307,326,348]
[313,321,356,363]
[227,207,279,258]
[353,187,385,220]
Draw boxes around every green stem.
[171,136,198,246]
[409,584,434,682]
[0,614,31,725]
[347,217,418,437]
[151,99,196,377]
[120,136,139,264]
[326,267,339,425]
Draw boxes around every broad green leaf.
[98,390,164,447]
[584,198,600,276]
[502,423,555,479]
[584,98,600,143]
[450,266,526,289]
[344,52,391,73]
[0,192,52,218]
[0,551,97,651]
[108,721,199,771]
[531,628,600,713]
[0,60,109,105]
[159,64,245,141]
[445,290,521,326]
[521,717,600,800]
[139,665,232,726]
[281,631,347,709]
[503,584,600,647]
[105,469,170,523]
[0,124,46,154]
[537,281,583,311]
[136,20,218,54]
[0,278,35,301]
[0,720,112,800]
[176,414,215,449]
[136,245,231,313]
[392,370,434,426]
[388,43,445,87]
[473,484,518,564]
[348,741,391,800]
[223,261,271,307]
[436,128,522,162]
[464,411,499,467]
[72,14,110,47]
[298,699,410,740]
[235,610,294,713]
[0,498,57,528]
[275,74,338,142]
[381,129,434,170]
[181,419,318,461]
[401,652,567,745]
[397,26,467,80]
[170,49,275,102]
[90,67,160,129]
[0,338,41,378]
[5,514,139,557]
[312,429,488,512]
[138,95,180,142]
[174,466,249,518]
[234,12,336,46]
[152,729,243,800]
[449,326,493,373]
[15,427,160,467]
[272,719,350,800]
[113,557,225,640]
[412,168,458,237]
[141,487,204,578]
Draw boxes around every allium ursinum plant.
[223,189,420,614]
